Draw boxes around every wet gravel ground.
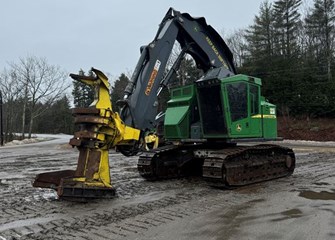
[0,135,335,240]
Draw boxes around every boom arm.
[120,8,236,131]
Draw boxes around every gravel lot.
[0,135,335,240]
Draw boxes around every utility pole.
[0,90,3,146]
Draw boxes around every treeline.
[226,0,335,118]
[1,95,73,141]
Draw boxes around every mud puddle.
[299,190,335,200]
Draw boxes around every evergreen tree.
[270,0,302,116]
[273,0,302,58]
[299,0,335,116]
[34,95,73,134]
[176,57,202,86]
[305,0,335,81]
[111,73,129,111]
[50,96,73,134]
[72,69,95,108]
[244,1,276,74]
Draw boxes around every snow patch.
[4,137,51,146]
[282,139,335,147]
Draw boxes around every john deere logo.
[236,124,242,132]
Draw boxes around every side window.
[250,84,259,115]
[226,82,248,122]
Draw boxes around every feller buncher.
[33,8,295,200]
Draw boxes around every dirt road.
[0,135,335,240]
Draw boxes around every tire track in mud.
[0,148,78,210]
[6,189,242,240]
[0,167,239,240]
[1,146,335,239]
[293,153,335,185]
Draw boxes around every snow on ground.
[281,139,335,147]
[1,134,72,148]
[5,138,50,146]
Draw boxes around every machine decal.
[145,60,161,96]
[251,114,277,119]
[205,36,229,69]
[236,124,242,132]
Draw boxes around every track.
[1,136,335,239]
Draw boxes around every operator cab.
[164,69,277,141]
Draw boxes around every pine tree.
[51,96,73,134]
[300,0,335,116]
[245,1,275,73]
[273,0,302,58]
[72,69,95,107]
[34,96,73,134]
[111,73,129,111]
[305,0,335,81]
[176,57,202,86]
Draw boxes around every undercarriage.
[138,144,295,187]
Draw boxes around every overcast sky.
[1,0,274,80]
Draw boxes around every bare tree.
[0,68,22,140]
[223,28,248,68]
[10,56,70,138]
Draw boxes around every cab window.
[226,82,248,122]
[250,84,259,115]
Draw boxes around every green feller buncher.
[33,8,295,200]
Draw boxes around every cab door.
[249,84,262,136]
[224,81,250,137]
